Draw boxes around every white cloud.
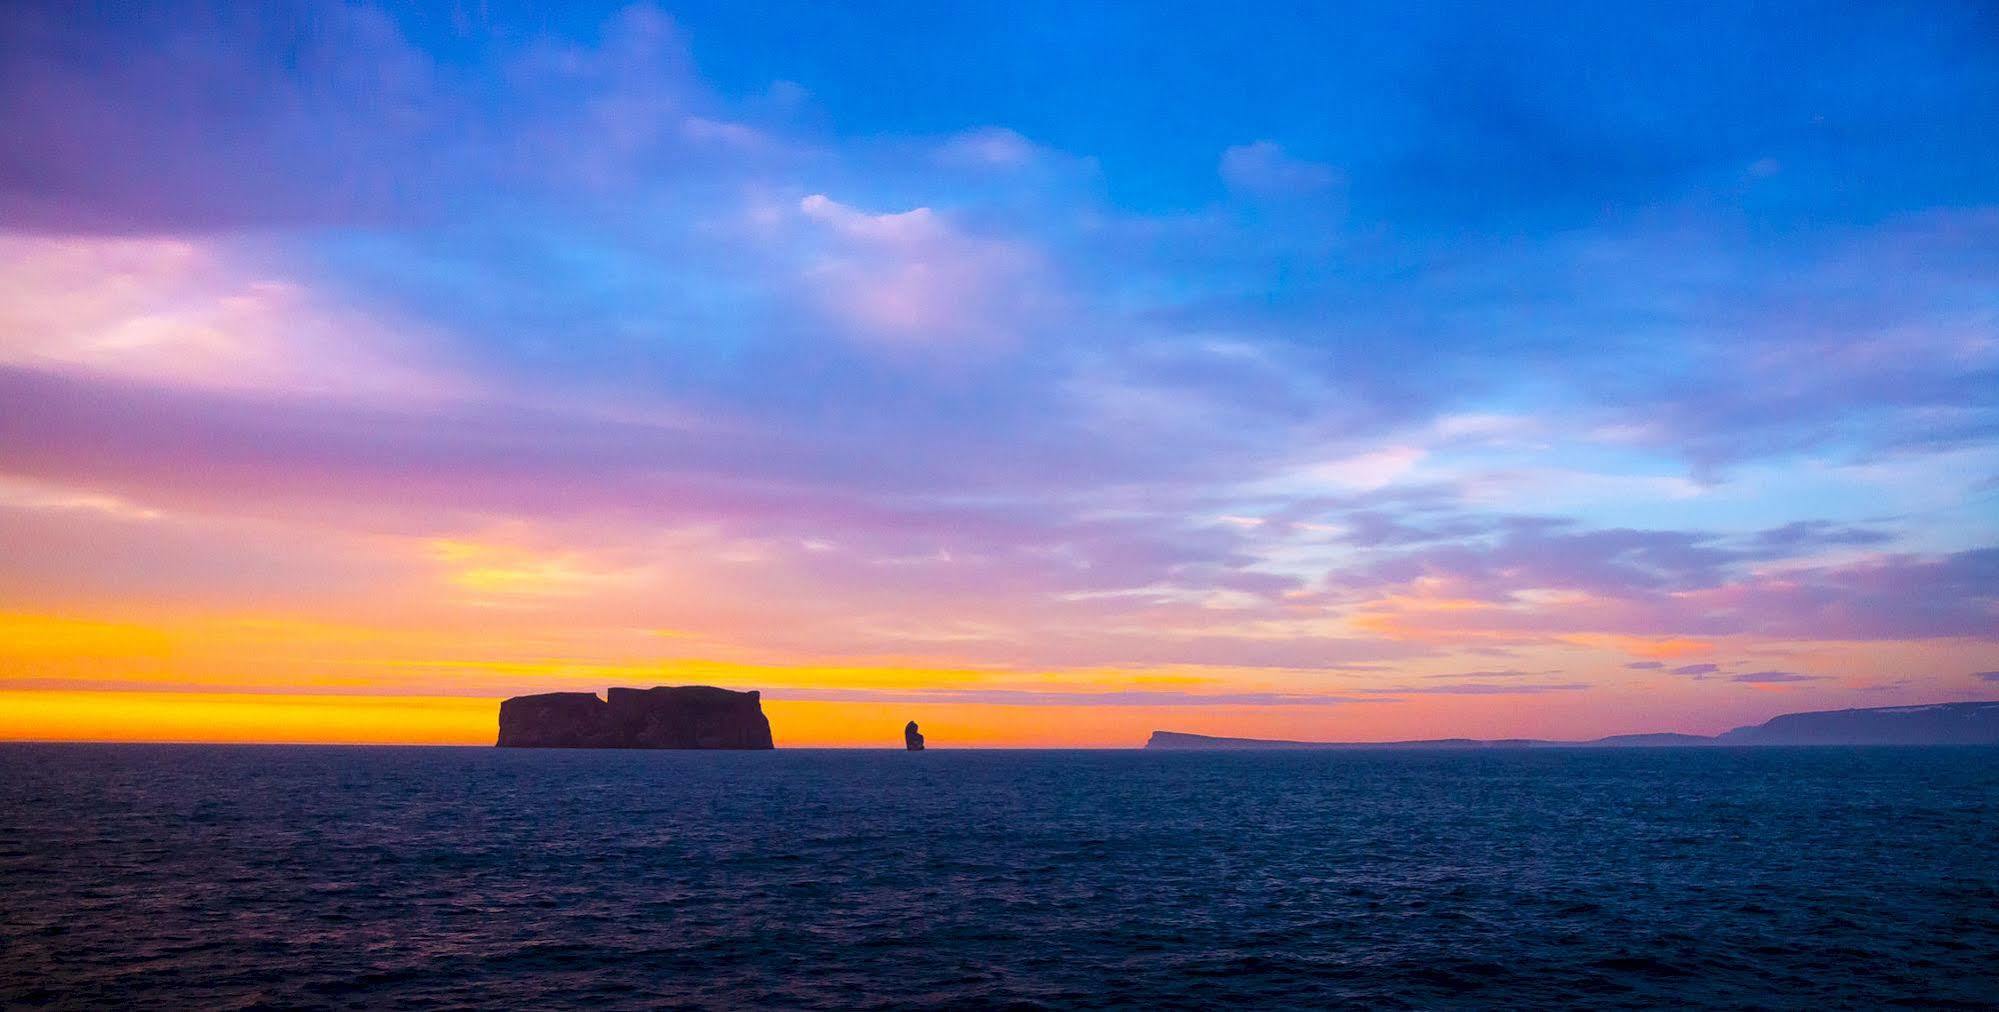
[937,127,1041,168]
[1250,446,1429,497]
[794,195,1045,347]
[799,194,944,243]
[1220,141,1340,194]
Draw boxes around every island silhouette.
[497,686,773,749]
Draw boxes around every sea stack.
[904,720,925,751]
[496,686,773,749]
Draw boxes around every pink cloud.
[0,235,466,403]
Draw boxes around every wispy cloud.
[1220,141,1340,195]
[1729,671,1825,684]
[1362,682,1591,696]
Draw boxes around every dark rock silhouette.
[904,720,925,751]
[1146,701,1999,749]
[497,685,773,749]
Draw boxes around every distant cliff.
[1717,701,1999,746]
[1146,701,1999,750]
[497,686,773,749]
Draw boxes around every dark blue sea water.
[2,745,1995,1009]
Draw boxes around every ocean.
[2,744,1995,1009]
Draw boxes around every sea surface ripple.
[2,744,1995,1009]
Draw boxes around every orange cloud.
[1560,634,1715,659]
[1349,595,1514,642]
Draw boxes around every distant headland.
[1147,701,1999,750]
[497,686,773,749]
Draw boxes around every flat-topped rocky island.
[497,685,774,749]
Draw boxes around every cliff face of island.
[497,686,774,749]
[1146,701,1999,750]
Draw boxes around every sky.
[1,1,1995,746]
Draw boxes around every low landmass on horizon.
[1148,701,1999,749]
